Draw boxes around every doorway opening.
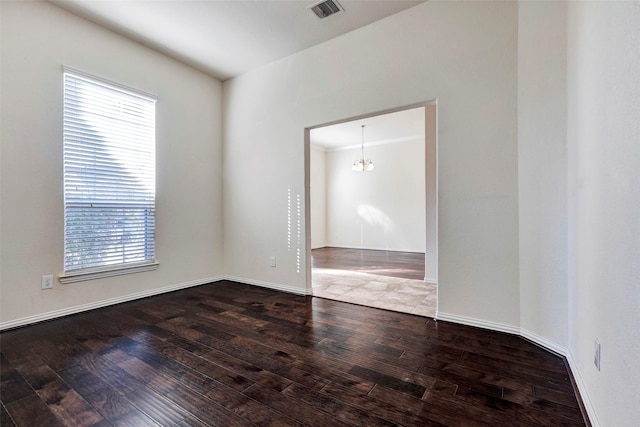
[304,102,438,317]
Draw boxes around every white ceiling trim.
[312,134,424,152]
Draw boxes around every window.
[61,67,157,283]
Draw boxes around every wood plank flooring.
[1,281,587,426]
[312,247,425,281]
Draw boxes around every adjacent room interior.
[308,106,438,317]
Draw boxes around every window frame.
[59,66,158,284]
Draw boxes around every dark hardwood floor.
[1,281,586,426]
[312,247,425,281]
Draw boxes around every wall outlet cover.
[41,275,54,290]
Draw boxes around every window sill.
[59,262,159,284]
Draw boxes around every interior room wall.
[309,144,327,249]
[566,2,640,425]
[223,1,520,325]
[425,104,438,283]
[324,139,425,252]
[517,1,569,350]
[0,1,224,328]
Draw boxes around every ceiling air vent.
[308,0,344,19]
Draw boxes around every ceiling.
[310,107,425,150]
[50,0,426,81]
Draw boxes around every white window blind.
[63,68,157,277]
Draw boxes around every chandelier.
[352,125,374,171]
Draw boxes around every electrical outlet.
[271,256,276,267]
[594,339,601,371]
[41,275,54,290]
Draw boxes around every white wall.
[0,1,224,327]
[517,1,568,349]
[310,144,327,249]
[324,139,425,252]
[566,2,640,425]
[223,1,520,325]
[518,3,640,424]
[425,104,438,283]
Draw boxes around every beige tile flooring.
[312,268,437,318]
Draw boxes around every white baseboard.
[318,245,425,254]
[223,275,311,296]
[520,328,566,357]
[0,276,223,331]
[566,349,600,427]
[435,311,521,335]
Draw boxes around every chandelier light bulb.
[352,124,374,172]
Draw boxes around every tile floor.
[312,268,437,318]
